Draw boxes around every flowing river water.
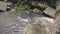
[0,11,41,34]
[0,11,54,34]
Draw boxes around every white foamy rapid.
[34,17,54,23]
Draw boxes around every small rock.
[37,3,48,8]
[0,1,12,11]
[56,1,60,11]
[32,8,41,13]
[56,5,60,11]
[6,2,12,5]
[0,1,7,11]
[44,7,56,17]
[30,1,37,6]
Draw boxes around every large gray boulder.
[44,7,56,17]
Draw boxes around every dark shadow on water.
[42,12,53,18]
[0,10,4,12]
[56,32,60,34]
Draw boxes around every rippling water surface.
[0,11,52,34]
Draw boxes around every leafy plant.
[9,0,31,12]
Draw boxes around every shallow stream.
[0,11,52,34]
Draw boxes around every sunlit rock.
[0,1,7,11]
[44,7,56,17]
[32,8,41,13]
[37,3,48,8]
[0,1,12,11]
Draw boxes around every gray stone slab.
[44,7,56,17]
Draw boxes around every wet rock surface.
[55,12,60,34]
[24,17,55,34]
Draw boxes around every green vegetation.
[3,0,56,14]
